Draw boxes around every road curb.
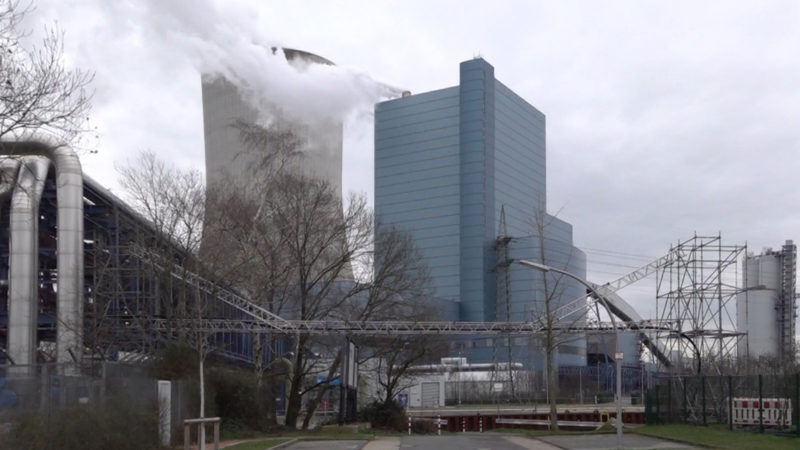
[270,437,300,449]
[530,436,570,450]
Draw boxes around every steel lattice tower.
[655,234,746,373]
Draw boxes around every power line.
[581,246,657,261]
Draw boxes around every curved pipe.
[0,158,22,199]
[1,141,83,372]
[8,157,50,369]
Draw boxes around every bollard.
[408,416,412,435]
[758,374,764,434]
[796,374,800,437]
[728,375,733,431]
[462,417,465,433]
[479,416,483,433]
[437,415,441,435]
[702,375,707,427]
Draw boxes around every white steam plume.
[135,0,403,126]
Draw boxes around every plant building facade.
[374,58,587,367]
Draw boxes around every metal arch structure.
[547,235,748,371]
[532,249,682,368]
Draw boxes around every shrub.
[359,400,407,431]
[411,418,436,434]
[206,367,274,432]
[3,399,159,450]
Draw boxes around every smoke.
[134,0,403,127]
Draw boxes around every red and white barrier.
[732,398,792,427]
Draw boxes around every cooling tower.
[201,48,353,280]
[201,48,343,195]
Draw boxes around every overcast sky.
[25,0,800,322]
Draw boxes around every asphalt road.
[526,434,697,450]
[285,439,367,449]
[282,433,699,450]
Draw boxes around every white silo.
[737,241,797,360]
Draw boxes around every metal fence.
[436,365,648,406]
[0,362,188,427]
[645,373,800,435]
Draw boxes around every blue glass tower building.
[374,58,586,366]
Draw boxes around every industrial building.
[0,143,272,373]
[737,240,798,360]
[374,58,586,368]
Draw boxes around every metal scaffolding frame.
[655,234,746,372]
[777,241,797,360]
[140,316,672,335]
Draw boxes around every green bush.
[206,367,275,432]
[3,399,159,450]
[359,400,407,431]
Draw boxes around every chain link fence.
[645,373,800,435]
[0,362,188,432]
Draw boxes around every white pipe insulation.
[0,158,22,199]
[1,141,84,372]
[8,157,50,369]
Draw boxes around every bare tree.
[253,173,371,429]
[117,152,247,435]
[357,334,447,407]
[0,0,94,146]
[206,156,438,428]
[351,224,443,406]
[527,208,584,430]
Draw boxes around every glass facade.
[375,58,586,366]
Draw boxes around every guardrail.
[183,417,221,450]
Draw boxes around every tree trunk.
[254,334,278,428]
[263,375,278,428]
[302,353,341,429]
[301,384,330,430]
[546,350,558,430]
[284,349,304,429]
[199,357,206,450]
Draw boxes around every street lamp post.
[517,259,623,449]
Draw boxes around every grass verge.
[635,424,800,449]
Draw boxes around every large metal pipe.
[0,157,22,365]
[0,158,22,199]
[8,157,50,370]
[1,141,84,372]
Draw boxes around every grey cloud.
[27,0,800,327]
